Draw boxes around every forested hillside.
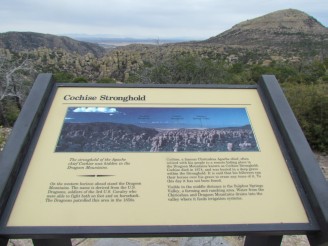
[0,9,327,152]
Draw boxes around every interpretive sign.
[0,74,327,245]
[5,85,309,226]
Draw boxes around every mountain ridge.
[0,31,106,57]
[1,9,327,57]
[0,9,327,83]
[204,9,328,47]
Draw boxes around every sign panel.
[7,87,308,226]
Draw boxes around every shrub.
[283,83,328,153]
[97,77,116,83]
[72,77,88,83]
[0,126,5,150]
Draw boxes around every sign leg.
[33,238,72,246]
[0,238,8,246]
[244,235,283,246]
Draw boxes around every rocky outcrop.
[56,122,159,152]
[55,122,257,152]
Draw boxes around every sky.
[1,0,328,40]
[64,107,251,129]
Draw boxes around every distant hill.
[1,9,327,59]
[70,35,191,48]
[204,9,328,50]
[0,32,106,57]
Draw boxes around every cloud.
[1,0,327,39]
[73,107,118,113]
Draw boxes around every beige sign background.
[7,87,308,226]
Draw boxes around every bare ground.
[315,152,328,180]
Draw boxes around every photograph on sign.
[56,107,259,152]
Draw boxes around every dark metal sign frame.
[0,74,327,246]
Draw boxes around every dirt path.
[315,152,328,179]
